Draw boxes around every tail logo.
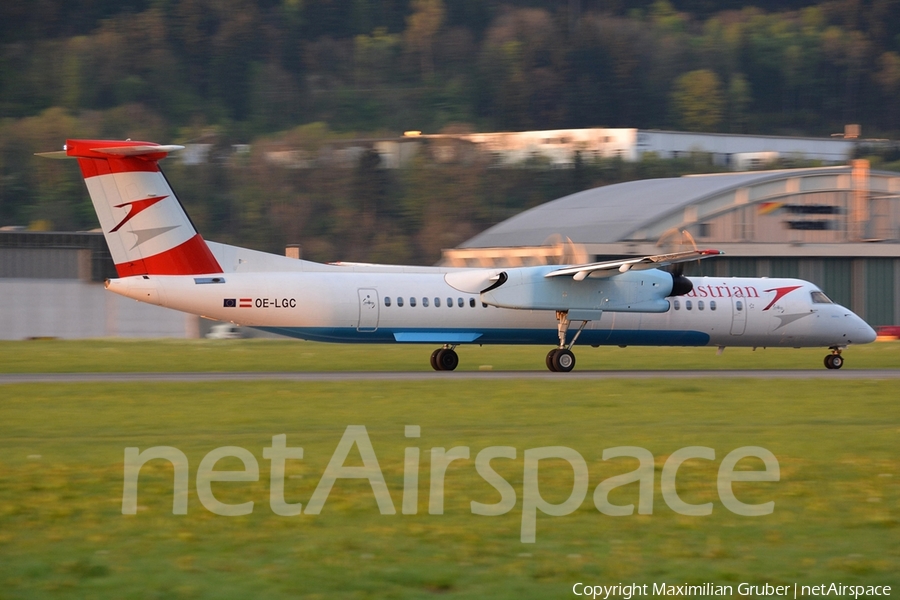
[110,196,168,232]
[762,285,802,311]
[128,226,180,250]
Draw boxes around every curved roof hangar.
[460,166,900,248]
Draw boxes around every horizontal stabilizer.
[36,140,184,161]
[89,144,185,156]
[34,150,71,159]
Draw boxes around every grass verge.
[1,378,898,598]
[0,338,898,372]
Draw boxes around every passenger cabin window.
[434,297,441,307]
[457,298,464,307]
[409,297,416,307]
[685,300,692,311]
[469,298,476,308]
[673,300,680,310]
[698,301,704,311]
[384,297,391,307]
[710,300,716,311]
[811,291,833,304]
[447,297,452,307]
[736,300,743,311]
[423,297,429,307]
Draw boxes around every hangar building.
[446,162,900,327]
[0,231,199,339]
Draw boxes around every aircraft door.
[357,288,379,332]
[730,297,747,335]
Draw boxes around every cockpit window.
[811,291,833,304]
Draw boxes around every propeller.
[544,233,588,266]
[658,229,699,296]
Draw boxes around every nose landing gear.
[824,347,844,369]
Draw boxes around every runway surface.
[1,370,899,384]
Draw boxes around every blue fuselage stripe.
[256,327,711,346]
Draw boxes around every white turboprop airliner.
[39,140,877,371]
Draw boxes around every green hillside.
[3,0,900,262]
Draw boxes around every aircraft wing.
[545,249,723,281]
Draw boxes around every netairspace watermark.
[122,425,782,543]
[572,582,892,599]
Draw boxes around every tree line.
[1,0,899,263]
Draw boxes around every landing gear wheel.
[548,310,588,374]
[546,349,559,372]
[430,349,441,371]
[552,349,576,372]
[824,354,843,369]
[436,348,459,371]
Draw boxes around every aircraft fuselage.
[106,271,874,350]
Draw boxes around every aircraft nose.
[857,321,877,344]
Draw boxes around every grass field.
[1,341,898,599]
[0,338,898,372]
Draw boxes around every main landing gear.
[546,311,588,372]
[824,347,844,370]
[430,345,459,371]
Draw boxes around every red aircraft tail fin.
[54,140,222,277]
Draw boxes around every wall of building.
[0,279,199,340]
[0,232,203,340]
[0,248,92,279]
[689,256,900,327]
[635,131,854,165]
[456,129,854,169]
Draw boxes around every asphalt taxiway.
[1,370,899,384]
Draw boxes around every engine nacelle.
[670,272,694,296]
[480,266,673,313]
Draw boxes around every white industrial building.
[459,128,855,169]
[258,127,857,170]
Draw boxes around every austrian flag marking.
[225,298,253,308]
